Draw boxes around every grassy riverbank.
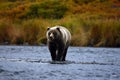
[0,0,120,47]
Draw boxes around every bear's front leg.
[56,43,65,61]
[56,48,64,61]
[48,43,57,61]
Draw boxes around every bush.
[27,0,68,19]
[73,0,94,4]
[26,3,40,18]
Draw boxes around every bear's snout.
[49,33,54,40]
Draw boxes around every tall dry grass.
[0,19,20,44]
[0,16,120,47]
[0,19,49,45]
[87,18,120,47]
[56,15,120,47]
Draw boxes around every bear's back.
[59,26,71,43]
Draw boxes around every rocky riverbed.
[0,46,120,80]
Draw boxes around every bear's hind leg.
[62,42,70,61]
[62,47,68,61]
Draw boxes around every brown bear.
[46,26,71,61]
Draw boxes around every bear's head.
[47,27,61,41]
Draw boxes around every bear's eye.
[48,32,50,35]
[53,32,57,35]
[53,32,55,35]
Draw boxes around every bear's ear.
[56,27,60,31]
[47,27,50,31]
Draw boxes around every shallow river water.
[0,46,120,80]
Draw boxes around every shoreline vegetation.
[0,0,120,47]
